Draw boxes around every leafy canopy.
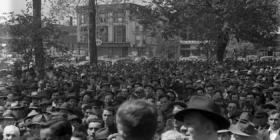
[137,0,279,46]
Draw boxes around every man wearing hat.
[230,121,259,140]
[175,96,230,140]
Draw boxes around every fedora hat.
[229,122,258,137]
[174,96,230,130]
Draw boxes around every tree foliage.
[5,11,67,68]
[135,0,280,61]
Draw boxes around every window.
[80,14,86,24]
[80,35,88,43]
[113,11,125,23]
[113,25,126,43]
[80,26,88,33]
[98,13,107,23]
[97,26,108,42]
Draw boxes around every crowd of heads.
[0,59,280,140]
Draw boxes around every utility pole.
[33,0,44,78]
[88,0,97,65]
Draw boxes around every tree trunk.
[33,0,44,78]
[216,32,229,62]
[89,0,97,65]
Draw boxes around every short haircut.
[87,118,103,125]
[42,120,72,138]
[72,131,87,140]
[268,110,280,117]
[116,100,157,140]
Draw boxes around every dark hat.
[91,100,104,107]
[67,94,78,101]
[100,83,110,88]
[144,84,154,89]
[0,95,7,100]
[175,96,230,130]
[254,111,268,118]
[262,103,277,110]
[59,102,73,111]
[22,96,31,102]
[67,114,82,123]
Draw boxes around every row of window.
[79,12,127,24]
[79,25,126,43]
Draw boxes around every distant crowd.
[1,59,280,140]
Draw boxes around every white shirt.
[269,128,280,140]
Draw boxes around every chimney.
[69,16,73,26]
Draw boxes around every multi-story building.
[76,3,147,58]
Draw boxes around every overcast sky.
[0,0,27,14]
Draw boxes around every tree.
[5,11,65,70]
[33,0,45,77]
[47,0,87,24]
[135,0,280,62]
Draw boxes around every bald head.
[3,125,20,140]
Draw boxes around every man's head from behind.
[116,99,157,140]
[3,125,20,140]
[40,120,72,140]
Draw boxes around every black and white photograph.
[0,0,279,140]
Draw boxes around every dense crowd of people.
[0,58,280,140]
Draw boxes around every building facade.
[76,3,147,58]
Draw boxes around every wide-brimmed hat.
[229,122,258,137]
[174,96,230,130]
[217,129,231,134]
[25,110,39,120]
[30,112,52,125]
[58,102,73,112]
[29,102,40,110]
[10,102,24,110]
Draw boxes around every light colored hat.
[217,129,231,133]
[161,130,187,140]
[229,122,257,137]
